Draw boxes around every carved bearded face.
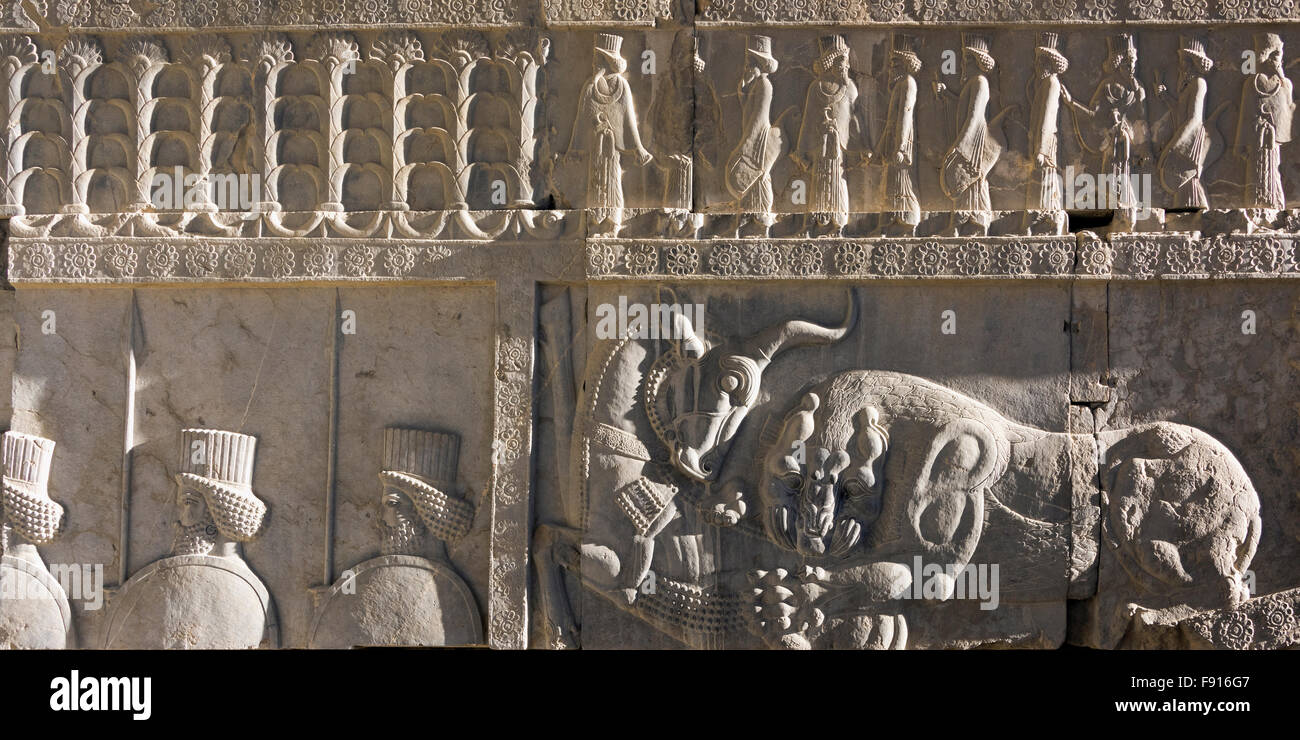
[379,487,427,555]
[173,484,218,556]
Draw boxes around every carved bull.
[533,294,857,647]
[742,370,1261,650]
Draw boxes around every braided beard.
[379,514,426,556]
[172,517,218,557]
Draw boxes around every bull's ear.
[668,309,706,358]
[659,288,705,358]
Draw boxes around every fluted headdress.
[176,428,266,542]
[1,432,63,545]
[378,427,473,542]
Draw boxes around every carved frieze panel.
[532,280,1299,649]
[1,0,1299,656]
[3,284,497,647]
[1,25,1299,237]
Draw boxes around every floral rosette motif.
[1077,241,1113,276]
[1241,238,1285,273]
[61,242,96,278]
[1039,242,1073,275]
[749,243,782,276]
[1260,600,1297,643]
[995,242,1033,276]
[624,244,659,276]
[709,243,747,277]
[834,242,868,275]
[304,245,337,277]
[1167,243,1204,275]
[385,245,419,276]
[104,244,139,278]
[665,243,699,276]
[872,242,907,276]
[1215,611,1255,650]
[915,241,948,276]
[146,243,179,277]
[22,243,56,278]
[954,242,990,276]
[265,244,295,279]
[1204,236,1238,273]
[586,244,616,276]
[224,242,257,278]
[787,243,823,276]
[1124,241,1161,277]
[185,243,221,277]
[342,245,378,277]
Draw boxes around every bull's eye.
[780,472,803,491]
[843,479,869,499]
[719,373,740,393]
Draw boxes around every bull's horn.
[670,308,707,358]
[744,290,858,362]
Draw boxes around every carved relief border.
[585,234,1300,279]
[487,314,534,648]
[693,0,1300,24]
[6,237,470,281]
[5,0,1300,29]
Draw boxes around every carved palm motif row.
[0,31,547,220]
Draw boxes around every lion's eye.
[719,373,740,393]
[842,479,868,499]
[780,473,803,491]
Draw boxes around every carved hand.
[702,478,748,527]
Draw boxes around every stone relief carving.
[875,33,920,237]
[650,30,717,235]
[723,34,781,238]
[532,296,1290,650]
[0,9,1299,658]
[558,33,652,238]
[310,427,482,647]
[0,27,1297,241]
[1156,36,1216,211]
[934,33,1006,236]
[1062,33,1148,228]
[103,429,278,649]
[792,35,857,237]
[533,293,857,647]
[1235,33,1294,224]
[0,431,73,649]
[1024,33,1067,235]
[742,371,1259,650]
